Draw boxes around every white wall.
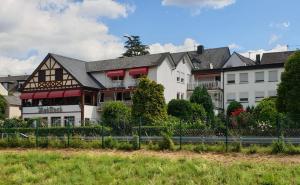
[223,53,246,68]
[6,106,21,118]
[84,105,99,122]
[0,84,8,96]
[223,67,284,110]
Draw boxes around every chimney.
[256,54,261,64]
[197,45,204,54]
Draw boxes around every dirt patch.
[1,148,300,164]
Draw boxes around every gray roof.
[86,53,170,72]
[170,52,187,65]
[235,52,256,66]
[187,47,231,70]
[50,53,101,89]
[261,51,295,64]
[4,95,21,106]
[0,75,29,92]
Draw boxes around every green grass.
[0,150,300,185]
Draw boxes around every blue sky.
[106,0,299,52]
[0,0,299,75]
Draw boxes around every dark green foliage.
[248,144,258,154]
[101,101,131,132]
[103,136,118,149]
[226,101,243,116]
[122,35,150,57]
[271,139,286,154]
[285,143,300,155]
[158,133,175,150]
[277,51,300,123]
[131,135,139,150]
[190,86,214,121]
[254,98,280,126]
[0,95,6,119]
[236,111,256,129]
[231,142,242,152]
[194,143,207,153]
[190,103,207,122]
[132,78,167,125]
[167,99,192,121]
[117,142,134,151]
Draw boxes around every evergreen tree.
[122,35,150,57]
[276,51,300,123]
[0,95,6,119]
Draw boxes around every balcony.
[187,81,222,91]
[98,101,133,111]
[111,80,125,88]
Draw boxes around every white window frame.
[226,92,236,103]
[227,74,235,84]
[239,73,248,84]
[255,91,265,102]
[255,71,264,83]
[239,92,249,103]
[268,70,278,82]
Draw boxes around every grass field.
[0,149,300,185]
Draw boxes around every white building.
[0,83,8,96]
[223,51,294,110]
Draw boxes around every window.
[176,71,180,82]
[269,70,278,82]
[255,72,264,83]
[116,92,122,101]
[99,93,104,102]
[177,92,180,99]
[239,92,249,103]
[268,90,277,97]
[180,72,185,83]
[123,92,131,101]
[227,74,235,84]
[226,93,236,103]
[239,73,248,84]
[64,116,75,127]
[51,117,61,127]
[38,70,46,82]
[255,91,265,102]
[112,76,124,81]
[55,68,63,81]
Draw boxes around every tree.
[254,98,280,126]
[132,77,167,124]
[190,86,214,121]
[190,103,207,122]
[167,99,192,121]
[102,101,131,132]
[277,51,300,123]
[0,95,6,119]
[122,35,150,57]
[226,101,243,116]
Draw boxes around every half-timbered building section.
[20,54,101,126]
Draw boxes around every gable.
[22,55,81,92]
[223,53,244,68]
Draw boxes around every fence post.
[225,117,228,152]
[138,117,141,149]
[179,120,182,150]
[101,121,104,149]
[35,120,39,148]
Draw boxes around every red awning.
[20,93,34,99]
[48,91,65,98]
[64,89,81,97]
[106,70,125,78]
[33,92,49,99]
[129,67,148,76]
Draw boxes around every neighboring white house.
[223,51,294,111]
[0,83,8,96]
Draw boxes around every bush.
[117,142,134,151]
[190,103,207,122]
[167,99,193,121]
[103,136,118,149]
[131,135,139,150]
[254,98,281,126]
[248,144,258,154]
[158,133,174,150]
[271,139,286,154]
[227,101,243,116]
[194,143,207,153]
[285,143,300,155]
[231,142,242,152]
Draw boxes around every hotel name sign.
[38,106,63,114]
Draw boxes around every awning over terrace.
[106,70,125,78]
[20,89,82,99]
[128,67,148,76]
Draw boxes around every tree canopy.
[132,78,167,124]
[122,35,150,57]
[276,51,300,123]
[190,86,214,121]
[0,95,6,119]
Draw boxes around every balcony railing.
[111,80,125,88]
[187,81,221,90]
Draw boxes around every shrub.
[248,144,258,154]
[194,143,207,153]
[158,133,174,150]
[103,136,118,149]
[271,139,286,154]
[236,111,256,129]
[254,98,281,126]
[227,101,243,116]
[231,142,242,152]
[131,135,139,150]
[285,143,300,155]
[167,99,193,121]
[117,142,133,151]
[190,103,207,122]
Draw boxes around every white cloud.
[0,0,134,75]
[149,38,199,53]
[228,43,241,50]
[268,34,281,45]
[162,0,235,10]
[240,44,288,60]
[269,21,290,30]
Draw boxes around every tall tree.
[276,51,300,123]
[132,77,167,124]
[0,95,7,119]
[122,35,150,57]
[190,86,214,121]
